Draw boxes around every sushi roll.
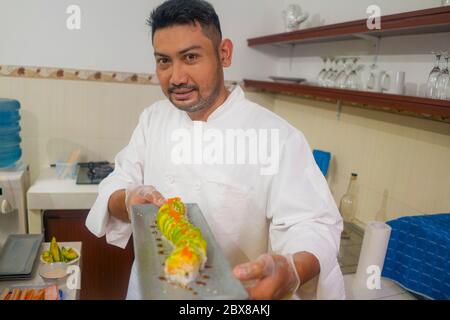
[156,197,207,287]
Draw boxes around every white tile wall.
[0,76,164,182]
[272,95,450,224]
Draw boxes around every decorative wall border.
[0,64,240,88]
[0,64,158,85]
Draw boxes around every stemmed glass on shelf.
[435,52,449,100]
[426,51,443,98]
[317,57,330,86]
[345,57,364,90]
[323,58,337,87]
[326,58,344,88]
[336,58,350,89]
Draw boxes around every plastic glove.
[125,185,166,220]
[233,253,300,300]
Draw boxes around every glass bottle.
[339,173,358,238]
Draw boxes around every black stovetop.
[76,162,114,185]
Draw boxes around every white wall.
[0,0,281,80]
[2,0,447,85]
[272,94,450,225]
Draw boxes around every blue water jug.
[0,99,22,168]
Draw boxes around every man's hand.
[125,185,166,219]
[233,253,300,300]
[108,185,166,222]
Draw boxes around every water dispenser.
[0,99,22,168]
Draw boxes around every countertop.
[0,241,82,300]
[343,273,417,300]
[27,168,99,233]
[27,167,99,210]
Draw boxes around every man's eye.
[185,54,198,63]
[157,58,169,65]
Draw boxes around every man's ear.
[219,39,233,68]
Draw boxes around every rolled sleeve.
[85,108,151,249]
[267,131,345,299]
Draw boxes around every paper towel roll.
[354,221,392,288]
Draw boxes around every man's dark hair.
[147,0,222,48]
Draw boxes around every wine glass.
[426,51,443,98]
[345,59,364,90]
[323,58,337,87]
[436,52,449,100]
[336,58,350,89]
[327,58,344,88]
[317,57,329,86]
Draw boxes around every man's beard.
[168,75,222,113]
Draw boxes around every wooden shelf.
[248,6,450,46]
[243,79,450,122]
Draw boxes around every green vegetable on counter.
[41,237,79,263]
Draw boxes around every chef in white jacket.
[86,0,344,300]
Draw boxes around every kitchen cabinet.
[43,210,134,300]
[245,6,450,123]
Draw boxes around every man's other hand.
[233,253,300,300]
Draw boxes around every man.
[86,0,344,300]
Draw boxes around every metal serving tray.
[131,204,248,300]
[0,234,43,279]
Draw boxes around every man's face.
[153,23,223,113]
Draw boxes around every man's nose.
[169,62,188,86]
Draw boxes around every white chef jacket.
[85,85,345,300]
